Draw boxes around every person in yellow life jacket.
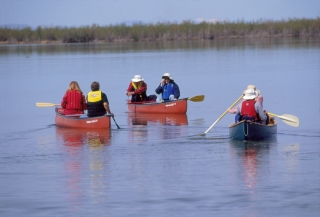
[228,88,268,124]
[126,75,155,102]
[86,81,114,117]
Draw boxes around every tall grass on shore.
[1,18,319,44]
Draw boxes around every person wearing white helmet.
[228,88,268,124]
[155,73,180,102]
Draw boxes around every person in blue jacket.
[155,73,180,102]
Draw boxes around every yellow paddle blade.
[268,112,299,127]
[36,102,60,107]
[188,95,205,102]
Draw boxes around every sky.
[1,0,319,28]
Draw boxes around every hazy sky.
[1,0,319,28]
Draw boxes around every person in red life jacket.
[126,75,148,102]
[155,73,180,102]
[228,84,264,123]
[60,81,87,115]
[228,88,268,124]
[86,81,114,117]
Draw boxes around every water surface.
[0,38,319,216]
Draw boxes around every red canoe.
[127,99,188,114]
[55,108,111,129]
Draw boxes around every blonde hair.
[67,81,82,93]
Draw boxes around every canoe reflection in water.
[128,113,188,141]
[55,127,111,148]
[229,139,277,190]
[55,127,112,207]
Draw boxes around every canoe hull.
[127,99,187,114]
[229,120,277,141]
[55,109,111,129]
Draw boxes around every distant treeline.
[1,18,319,44]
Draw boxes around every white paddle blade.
[268,112,299,127]
[36,102,60,107]
[280,114,299,127]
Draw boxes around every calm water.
[0,38,319,216]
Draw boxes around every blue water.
[0,38,319,216]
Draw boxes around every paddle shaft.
[203,94,244,135]
[112,116,120,129]
[268,112,296,122]
[36,102,60,107]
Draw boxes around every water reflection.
[229,139,276,189]
[55,127,111,147]
[129,113,188,126]
[1,38,317,56]
[282,143,301,180]
[128,113,188,142]
[55,127,111,210]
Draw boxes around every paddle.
[268,112,299,127]
[199,94,244,136]
[188,95,205,102]
[112,116,120,129]
[36,102,60,107]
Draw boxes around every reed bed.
[0,18,319,44]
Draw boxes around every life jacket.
[131,82,147,102]
[65,90,84,110]
[240,100,259,121]
[162,83,174,100]
[87,91,106,117]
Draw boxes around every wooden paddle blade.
[36,102,60,107]
[188,95,205,102]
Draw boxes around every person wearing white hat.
[228,84,264,116]
[126,75,156,102]
[229,88,268,124]
[155,73,180,102]
[243,84,263,106]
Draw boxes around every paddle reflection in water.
[127,113,188,142]
[55,127,112,209]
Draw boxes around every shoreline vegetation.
[0,18,319,45]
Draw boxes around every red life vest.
[65,90,84,110]
[240,100,258,121]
